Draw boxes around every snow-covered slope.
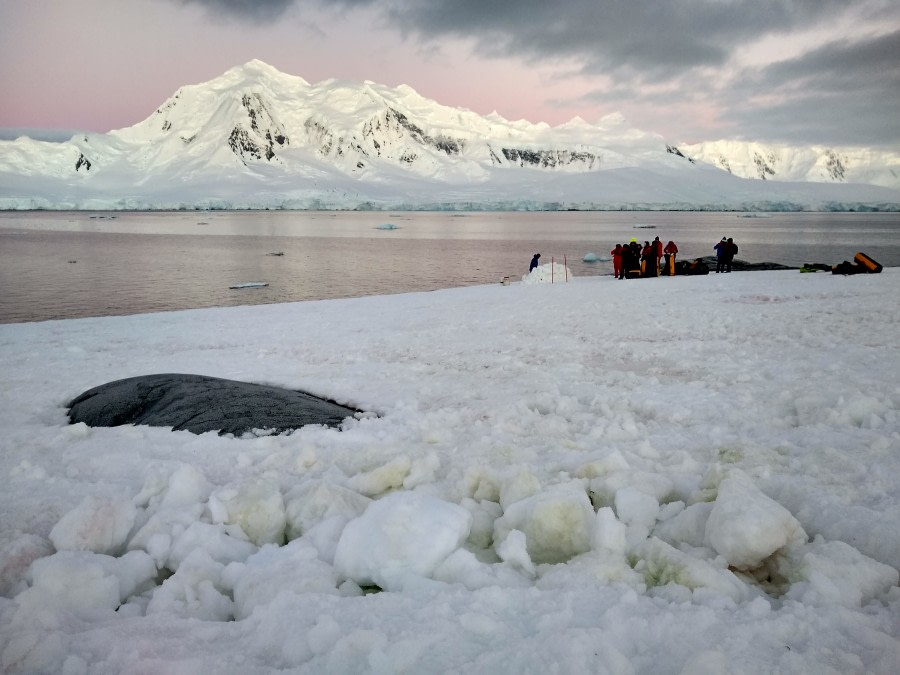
[1,60,898,211]
[681,140,900,191]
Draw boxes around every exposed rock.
[696,256,797,271]
[67,373,361,436]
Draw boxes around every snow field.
[0,269,898,673]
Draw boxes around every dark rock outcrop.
[696,256,797,271]
[67,373,361,436]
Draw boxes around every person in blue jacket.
[714,237,728,273]
[530,253,541,272]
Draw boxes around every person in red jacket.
[663,240,678,275]
[653,237,664,269]
[610,243,623,279]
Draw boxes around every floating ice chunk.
[704,471,806,570]
[494,483,594,564]
[582,252,598,262]
[224,539,341,620]
[49,496,136,556]
[782,536,899,608]
[345,456,411,497]
[284,480,371,541]
[333,491,471,590]
[208,479,286,546]
[229,281,268,289]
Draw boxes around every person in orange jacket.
[663,240,678,275]
[610,243,623,279]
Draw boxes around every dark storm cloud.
[726,30,900,145]
[166,0,900,146]
[172,0,888,83]
[174,0,298,22]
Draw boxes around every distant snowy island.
[1,60,899,212]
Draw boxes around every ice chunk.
[633,538,752,602]
[460,497,503,550]
[159,464,212,509]
[333,491,472,590]
[704,471,806,570]
[167,521,257,571]
[49,495,137,556]
[345,456,411,497]
[0,534,54,597]
[496,529,536,577]
[146,549,233,621]
[782,536,899,608]
[591,507,627,556]
[653,502,714,549]
[494,484,594,564]
[614,486,659,548]
[16,549,156,614]
[225,539,340,620]
[284,480,371,541]
[499,468,541,510]
[208,479,286,546]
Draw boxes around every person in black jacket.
[530,253,541,272]
[724,238,738,273]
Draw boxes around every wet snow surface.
[1,269,898,673]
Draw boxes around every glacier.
[1,59,898,211]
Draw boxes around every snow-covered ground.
[1,267,898,673]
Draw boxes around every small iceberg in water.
[583,252,598,263]
[376,223,399,230]
[229,282,269,289]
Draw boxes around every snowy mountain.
[1,59,898,211]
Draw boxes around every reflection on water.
[1,211,897,323]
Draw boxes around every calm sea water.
[1,210,898,323]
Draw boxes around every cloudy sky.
[1,0,898,147]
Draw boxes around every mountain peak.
[219,60,310,89]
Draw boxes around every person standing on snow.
[664,240,678,275]
[530,253,541,272]
[724,237,738,273]
[714,237,728,273]
[611,244,623,279]
[653,237,664,270]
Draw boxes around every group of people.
[532,234,739,280]
[610,237,679,279]
[713,237,739,273]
